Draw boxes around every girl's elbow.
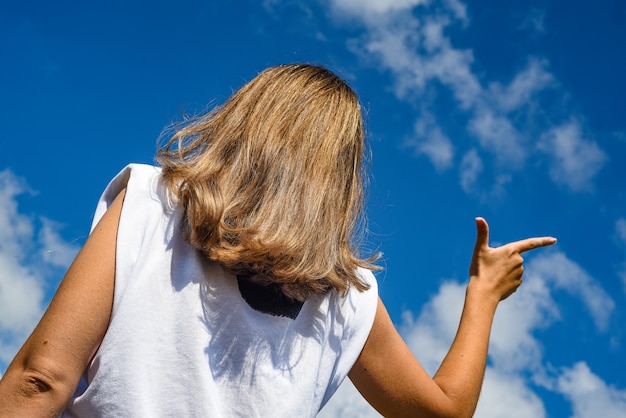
[0,362,74,415]
[16,370,56,398]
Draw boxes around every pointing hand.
[468,217,557,301]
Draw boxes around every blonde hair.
[157,64,379,301]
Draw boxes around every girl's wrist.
[466,278,501,311]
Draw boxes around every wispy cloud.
[488,271,558,373]
[529,251,614,331]
[38,217,80,268]
[519,8,547,34]
[475,370,547,418]
[408,110,455,171]
[467,107,525,168]
[0,169,80,371]
[329,0,428,23]
[319,380,381,418]
[554,362,626,418]
[325,0,605,195]
[321,249,619,416]
[0,170,43,350]
[538,120,608,192]
[459,149,482,193]
[486,58,553,113]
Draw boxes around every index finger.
[509,236,557,254]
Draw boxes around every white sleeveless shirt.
[63,164,378,417]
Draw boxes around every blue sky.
[1,1,625,416]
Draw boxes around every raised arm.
[0,189,125,417]
[349,217,556,418]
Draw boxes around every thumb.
[474,217,490,250]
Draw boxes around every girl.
[0,64,555,417]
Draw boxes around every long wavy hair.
[157,64,379,301]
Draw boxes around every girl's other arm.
[0,190,125,417]
[349,218,556,418]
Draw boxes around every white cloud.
[490,173,513,198]
[334,0,481,104]
[459,148,483,193]
[529,251,614,331]
[555,362,626,418]
[538,121,608,192]
[319,379,381,418]
[475,369,547,418]
[0,251,44,340]
[424,39,481,109]
[442,0,468,23]
[464,59,552,168]
[489,272,558,373]
[0,170,43,338]
[468,107,525,167]
[487,58,553,113]
[421,16,450,53]
[0,171,34,258]
[0,169,79,371]
[409,111,455,170]
[400,280,465,374]
[351,18,426,97]
[329,0,427,22]
[519,8,547,34]
[328,0,567,194]
[39,217,79,268]
[326,0,611,195]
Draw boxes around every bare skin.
[349,218,556,417]
[0,190,124,417]
[0,211,555,417]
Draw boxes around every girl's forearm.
[432,281,499,418]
